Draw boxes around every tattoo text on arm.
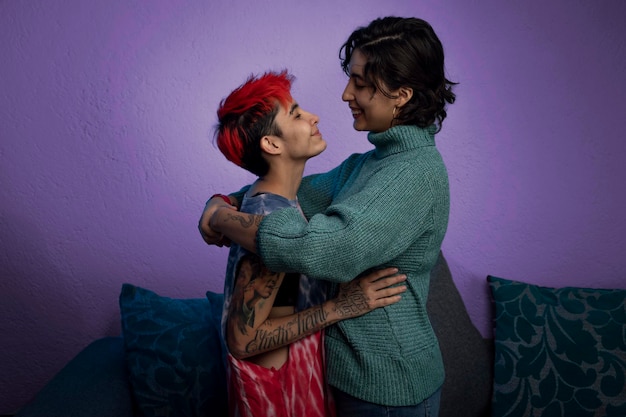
[244,306,330,355]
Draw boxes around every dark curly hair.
[340,17,457,131]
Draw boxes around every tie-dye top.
[220,190,330,348]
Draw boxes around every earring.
[390,107,398,129]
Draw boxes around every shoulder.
[337,151,373,173]
[241,192,296,215]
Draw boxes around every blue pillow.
[488,276,626,417]
[119,284,227,417]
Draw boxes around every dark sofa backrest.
[427,252,493,417]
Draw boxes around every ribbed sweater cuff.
[257,207,305,268]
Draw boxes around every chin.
[352,123,364,131]
[352,120,368,131]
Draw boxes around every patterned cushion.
[488,276,626,417]
[119,284,227,417]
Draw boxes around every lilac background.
[2,0,625,412]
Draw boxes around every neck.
[250,162,305,200]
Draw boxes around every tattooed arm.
[226,254,286,347]
[226,266,407,360]
[198,195,240,247]
[210,206,263,253]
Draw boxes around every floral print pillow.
[488,276,626,417]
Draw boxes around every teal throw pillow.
[119,284,227,417]
[488,276,626,417]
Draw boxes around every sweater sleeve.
[257,159,448,283]
[296,153,366,219]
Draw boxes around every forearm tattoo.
[224,212,263,229]
[245,321,290,354]
[244,306,329,355]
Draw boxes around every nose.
[341,80,353,102]
[304,109,319,125]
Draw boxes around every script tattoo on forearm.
[297,306,329,334]
[224,212,263,229]
[334,281,370,317]
[245,320,292,354]
[244,306,330,355]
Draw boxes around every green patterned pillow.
[488,276,626,417]
[119,284,227,417]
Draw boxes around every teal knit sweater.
[256,125,450,406]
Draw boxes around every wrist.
[209,206,227,233]
[323,299,342,323]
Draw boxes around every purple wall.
[1,0,625,412]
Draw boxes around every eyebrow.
[348,63,364,78]
[289,103,299,116]
[349,70,366,83]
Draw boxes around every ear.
[395,87,414,108]
[260,135,282,155]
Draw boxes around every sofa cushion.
[14,337,133,417]
[119,284,227,417]
[488,276,626,417]
[427,252,493,417]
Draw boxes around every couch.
[15,252,626,417]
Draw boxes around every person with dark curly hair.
[202,17,456,417]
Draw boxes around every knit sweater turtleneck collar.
[368,124,437,158]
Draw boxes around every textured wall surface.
[1,0,625,412]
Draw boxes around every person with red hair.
[213,70,407,417]
[201,17,456,417]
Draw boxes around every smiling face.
[341,49,399,133]
[266,100,327,163]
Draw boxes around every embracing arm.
[209,208,262,253]
[205,183,420,277]
[227,267,406,360]
[255,153,450,282]
[198,188,249,247]
[198,155,362,246]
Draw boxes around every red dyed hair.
[214,71,294,175]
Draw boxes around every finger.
[367,283,407,301]
[371,267,400,279]
[201,232,215,244]
[198,223,208,240]
[199,221,213,239]
[372,294,403,307]
[373,285,407,300]
[368,274,407,291]
[359,268,400,284]
[201,231,227,247]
